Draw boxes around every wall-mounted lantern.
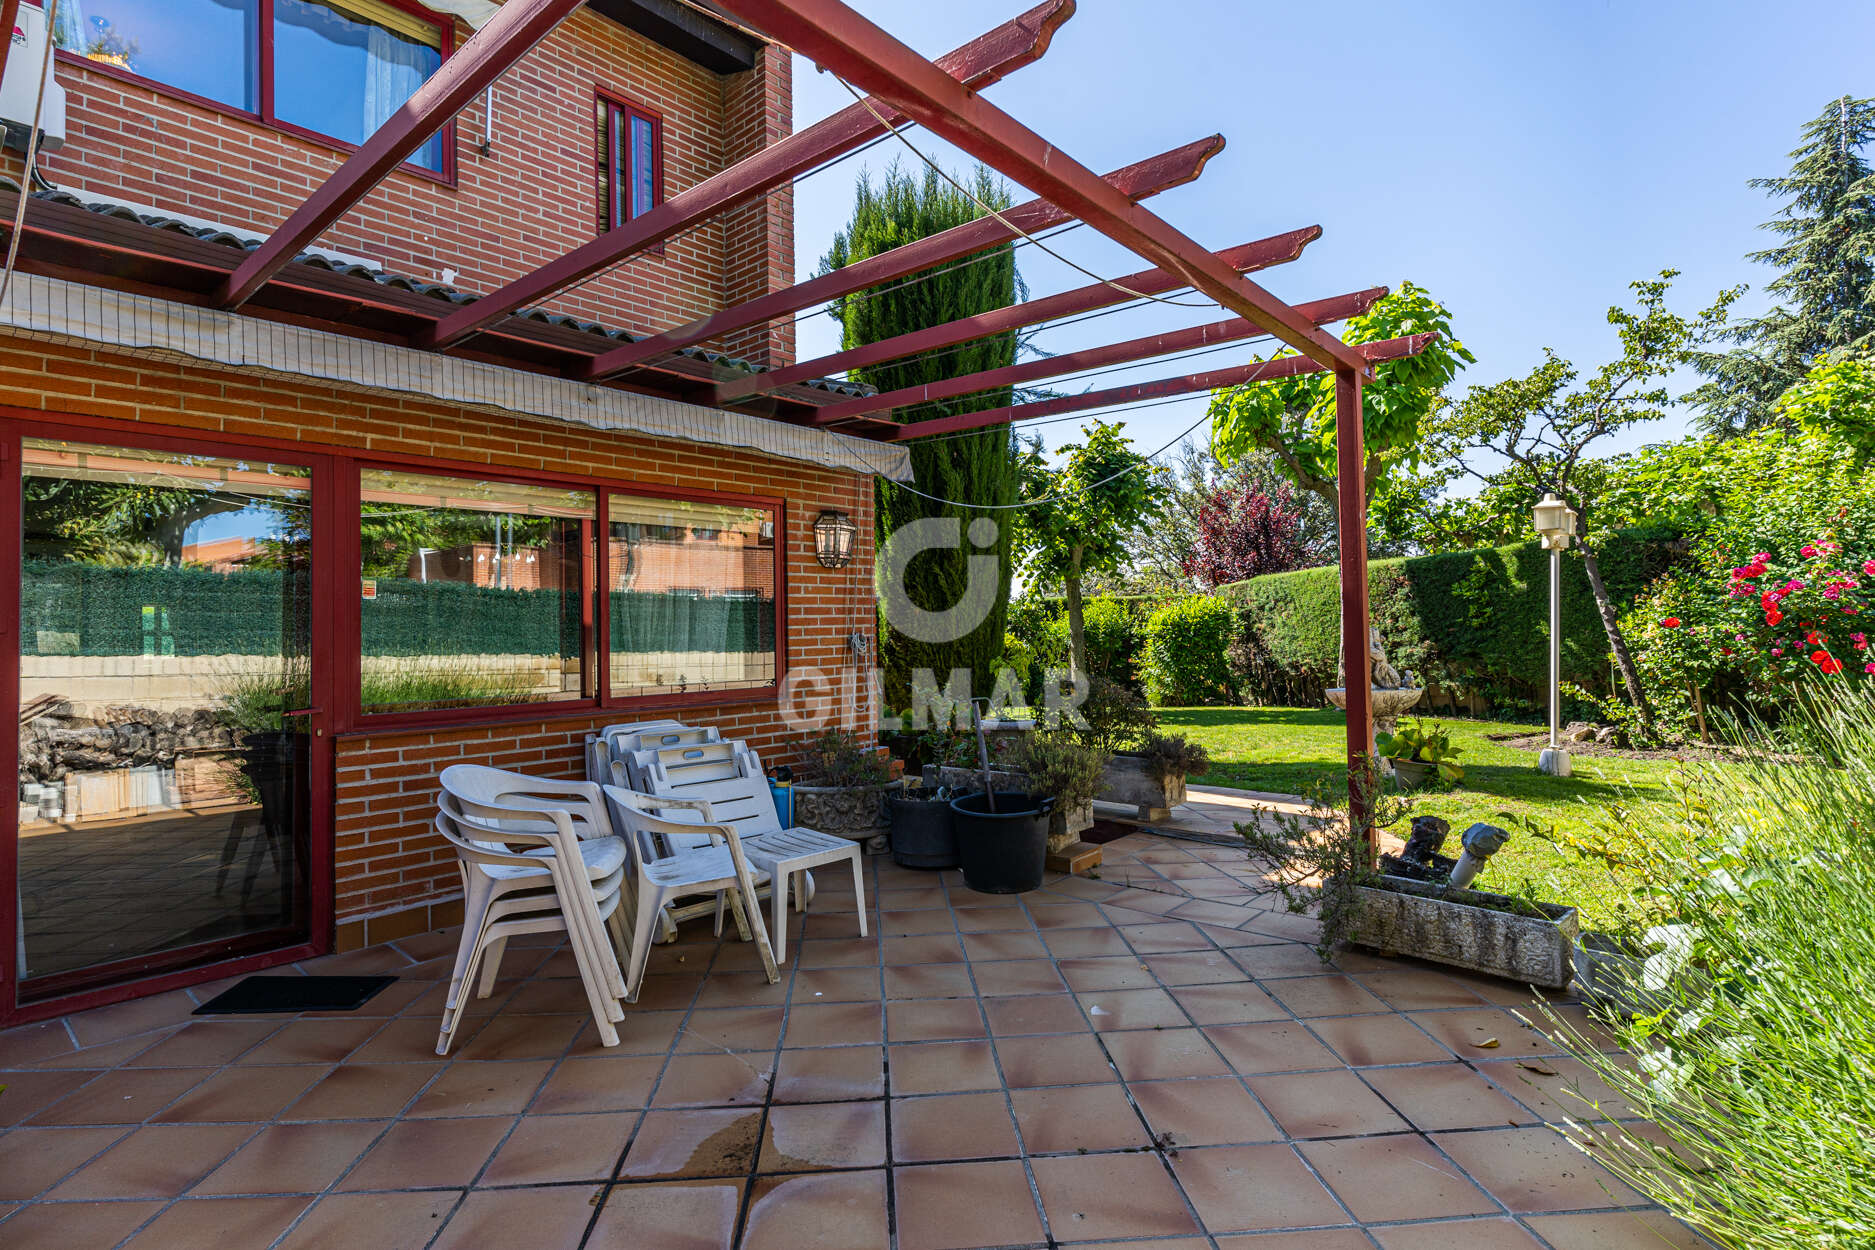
[813,509,856,569]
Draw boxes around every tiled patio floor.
[0,831,1706,1250]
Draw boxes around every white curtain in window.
[362,24,430,136]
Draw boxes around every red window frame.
[596,88,664,236]
[46,0,460,186]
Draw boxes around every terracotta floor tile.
[283,1061,441,1120]
[1523,1209,1712,1249]
[455,1013,585,1062]
[882,935,967,966]
[885,963,976,1000]
[1300,1134,1500,1222]
[879,908,958,937]
[157,1064,329,1125]
[1028,902,1108,929]
[994,1032,1116,1088]
[629,973,705,1011]
[1305,1013,1454,1066]
[64,991,199,1050]
[650,1053,774,1107]
[886,998,986,1043]
[0,1070,100,1127]
[1128,1078,1281,1147]
[1143,950,1249,986]
[338,1114,511,1190]
[1203,1022,1341,1075]
[1102,1027,1230,1081]
[969,959,1070,999]
[1407,1009,1562,1059]
[795,938,884,969]
[234,1018,385,1066]
[47,1122,254,1200]
[1362,1063,1538,1131]
[1,1198,165,1247]
[1356,968,1496,1011]
[1077,988,1188,1032]
[0,1125,128,1200]
[127,1021,280,1068]
[1169,983,1288,1026]
[120,1195,310,1249]
[742,1169,889,1250]
[894,1160,1045,1250]
[191,1121,386,1196]
[1433,1126,1647,1213]
[0,1020,79,1067]
[276,1190,460,1250]
[878,886,949,910]
[1246,1070,1408,1139]
[983,994,1089,1038]
[26,1067,210,1126]
[29,1034,171,1072]
[1262,975,1390,1018]
[790,967,884,1003]
[589,1178,744,1248]
[888,1040,1002,1095]
[480,1110,635,1185]
[1010,1082,1150,1153]
[1117,921,1213,953]
[774,1045,885,1102]
[1370,1218,1545,1249]
[1212,1232,1372,1250]
[1032,1150,1199,1239]
[1477,1055,1642,1123]
[431,1184,604,1250]
[1057,956,1158,992]
[784,1001,884,1048]
[959,931,1050,962]
[1229,944,1340,979]
[619,1107,762,1180]
[346,1017,447,1063]
[403,1059,553,1118]
[676,1006,786,1054]
[1040,926,1134,958]
[530,1054,665,1114]
[1169,1143,1347,1234]
[758,1100,887,1171]
[951,907,1035,935]
[891,1091,1020,1162]
[604,1008,688,1055]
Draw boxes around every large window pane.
[607,496,776,698]
[56,0,261,112]
[360,470,592,714]
[19,439,312,985]
[274,0,444,170]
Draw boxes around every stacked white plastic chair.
[433,765,631,1055]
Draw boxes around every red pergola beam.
[714,226,1320,405]
[1,0,22,87]
[214,0,585,310]
[578,136,1223,381]
[892,332,1436,442]
[810,285,1386,427]
[420,0,1075,352]
[711,0,1368,377]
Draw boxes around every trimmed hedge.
[1220,529,1681,715]
[1142,594,1240,706]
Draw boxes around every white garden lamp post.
[1533,493,1577,777]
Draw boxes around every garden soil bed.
[1487,730,1744,764]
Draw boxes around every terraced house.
[0,0,906,1024]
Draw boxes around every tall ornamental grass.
[1559,685,1875,1247]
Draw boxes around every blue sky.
[789,0,1875,476]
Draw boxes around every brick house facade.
[0,0,888,1021]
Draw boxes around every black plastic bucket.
[950,791,1053,894]
[889,793,958,869]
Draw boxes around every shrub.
[1140,731,1209,783]
[801,729,892,787]
[1066,675,1157,755]
[1142,595,1240,706]
[1549,685,1875,1249]
[1017,730,1109,811]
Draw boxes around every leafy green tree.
[1129,441,1337,589]
[1690,95,1875,435]
[1772,348,1875,461]
[1424,271,1739,739]
[821,163,1024,703]
[1207,283,1474,518]
[25,478,247,565]
[1012,421,1169,677]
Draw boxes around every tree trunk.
[1064,547,1088,680]
[1579,537,1657,739]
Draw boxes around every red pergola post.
[0,0,22,86]
[1333,366,1375,849]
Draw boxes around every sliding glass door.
[11,434,324,1003]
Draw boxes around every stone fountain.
[1325,624,1423,738]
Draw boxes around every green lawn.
[1156,706,1711,930]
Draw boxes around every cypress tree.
[820,163,1024,706]
[1691,95,1875,434]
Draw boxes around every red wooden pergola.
[2,0,1426,827]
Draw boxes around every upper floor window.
[54,0,448,173]
[597,92,661,231]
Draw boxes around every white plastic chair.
[601,785,779,1000]
[430,798,627,1055]
[582,719,691,784]
[437,767,631,1027]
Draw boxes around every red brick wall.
[2,335,879,943]
[15,8,796,368]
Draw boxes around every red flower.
[1766,607,1785,627]
[1813,651,1843,675]
[1721,646,1734,656]
[1864,558,1875,577]
[1661,617,1681,628]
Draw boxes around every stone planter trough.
[791,779,904,855]
[1098,751,1187,821]
[1348,874,1578,989]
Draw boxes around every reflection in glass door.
[16,439,315,995]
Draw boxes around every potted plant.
[1016,730,1110,852]
[889,783,958,869]
[791,729,904,855]
[1377,718,1464,789]
[951,788,1056,893]
[1239,776,1577,988]
[1072,678,1206,819]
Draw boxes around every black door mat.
[194,975,396,1015]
